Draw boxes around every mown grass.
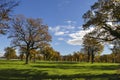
[0,60,120,80]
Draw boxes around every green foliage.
[41,46,61,61]
[63,51,86,62]
[0,60,119,80]
[82,34,104,63]
[83,34,104,54]
[83,0,120,41]
[4,47,17,60]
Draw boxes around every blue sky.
[0,0,112,56]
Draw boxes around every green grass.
[0,60,120,80]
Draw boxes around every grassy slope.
[0,60,120,80]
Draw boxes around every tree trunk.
[25,52,30,64]
[33,54,36,63]
[21,57,23,61]
[87,49,90,62]
[88,54,90,62]
[114,54,117,63]
[91,51,94,64]
[44,55,46,61]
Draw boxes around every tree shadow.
[0,61,120,80]
[32,65,86,69]
[35,61,79,64]
[32,64,120,70]
[0,69,48,80]
[0,69,119,80]
[90,65,120,70]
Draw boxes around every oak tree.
[9,15,51,64]
[83,34,104,63]
[4,47,17,60]
[83,0,120,41]
[0,0,19,34]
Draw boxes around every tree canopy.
[9,15,51,64]
[82,34,104,63]
[83,0,120,41]
[4,47,16,60]
[0,0,19,34]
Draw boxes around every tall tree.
[0,0,19,34]
[110,39,120,63]
[41,46,60,61]
[19,47,26,61]
[83,34,104,63]
[82,0,120,41]
[9,15,51,64]
[4,47,17,60]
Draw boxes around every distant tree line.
[62,51,120,63]
[3,46,120,63]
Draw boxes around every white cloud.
[109,44,114,48]
[49,26,65,36]
[65,20,76,24]
[49,21,95,46]
[66,20,72,24]
[49,20,76,36]
[49,25,75,36]
[69,32,83,39]
[105,43,114,49]
[67,38,83,45]
[66,25,75,29]
[67,27,94,45]
[49,26,60,32]
[55,31,65,36]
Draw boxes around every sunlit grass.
[0,60,119,80]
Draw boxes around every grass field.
[0,60,120,80]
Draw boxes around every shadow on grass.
[35,61,79,64]
[0,69,119,80]
[32,64,120,70]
